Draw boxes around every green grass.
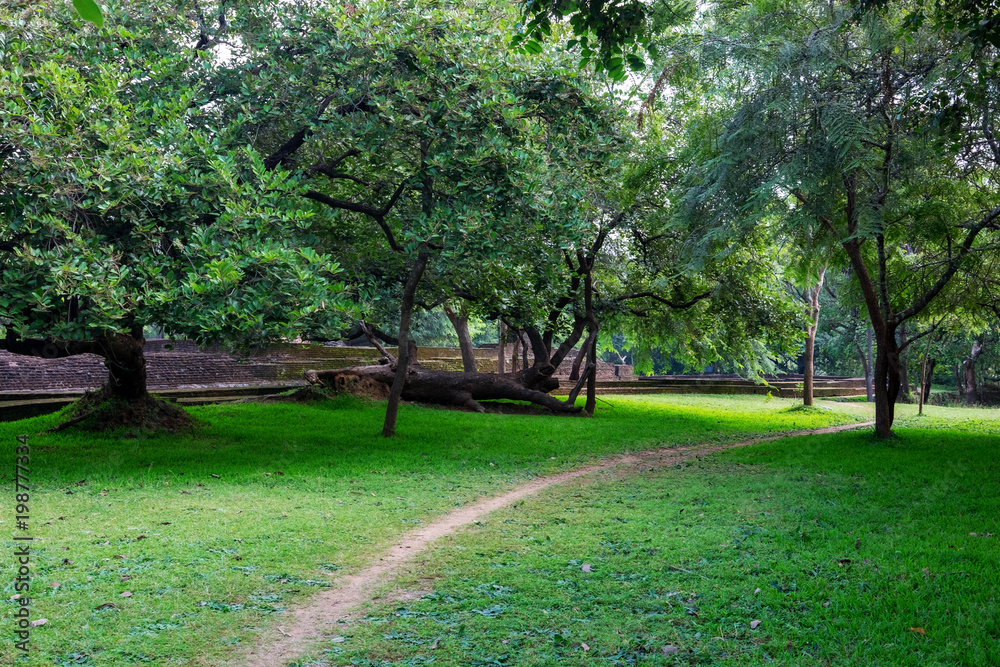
[1,394,861,666]
[315,407,1000,667]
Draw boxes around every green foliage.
[666,0,999,353]
[70,0,104,27]
[514,0,697,79]
[0,3,350,351]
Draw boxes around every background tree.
[660,0,1000,437]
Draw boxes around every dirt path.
[238,421,873,666]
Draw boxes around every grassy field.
[0,395,994,665]
[310,405,1000,667]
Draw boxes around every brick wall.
[1,341,633,393]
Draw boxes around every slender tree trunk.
[443,302,477,373]
[963,340,984,405]
[497,321,506,374]
[510,335,520,375]
[804,269,825,406]
[583,269,598,415]
[923,358,936,402]
[865,326,874,403]
[383,250,431,437]
[955,362,965,398]
[898,323,910,399]
[521,331,529,370]
[918,333,934,416]
[918,356,927,415]
[570,331,596,382]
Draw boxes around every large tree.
[0,4,347,419]
[662,0,1000,437]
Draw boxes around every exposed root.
[48,385,195,434]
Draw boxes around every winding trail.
[239,421,873,666]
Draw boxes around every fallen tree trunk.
[304,361,583,414]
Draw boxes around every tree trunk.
[569,331,596,382]
[497,321,506,374]
[383,250,430,437]
[898,323,910,399]
[510,334,520,374]
[306,361,582,414]
[872,323,901,439]
[918,331,933,415]
[955,362,966,398]
[865,326,874,403]
[918,355,927,416]
[443,302,477,373]
[102,332,149,402]
[521,331,529,371]
[923,358,936,403]
[585,333,597,415]
[583,269,598,415]
[803,269,825,407]
[963,340,985,405]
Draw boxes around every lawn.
[1,395,994,666]
[313,405,1000,667]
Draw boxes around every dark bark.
[344,321,399,346]
[305,363,582,414]
[923,358,936,402]
[102,333,149,402]
[510,334,521,374]
[569,331,596,382]
[963,340,985,405]
[583,269,598,415]
[918,330,936,416]
[872,324,901,435]
[586,333,597,415]
[898,323,910,398]
[443,302,477,373]
[383,250,431,436]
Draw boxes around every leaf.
[71,0,105,27]
[581,563,592,572]
[29,618,48,627]
[909,627,926,635]
[750,619,761,630]
[662,644,679,655]
[210,474,220,478]
[120,591,132,598]
[581,643,589,651]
